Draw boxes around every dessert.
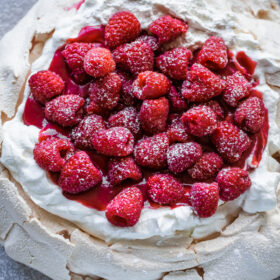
[1,0,280,279]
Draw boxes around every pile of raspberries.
[30,11,265,227]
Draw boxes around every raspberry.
[113,41,154,75]
[58,151,102,194]
[149,15,188,44]
[108,157,142,185]
[28,70,64,104]
[197,36,228,70]
[139,97,169,135]
[188,152,223,180]
[167,114,191,144]
[190,182,219,218]
[202,100,225,120]
[168,86,188,113]
[33,137,74,172]
[116,70,136,106]
[147,174,185,205]
[234,96,265,133]
[132,71,170,100]
[167,142,202,173]
[84,48,116,78]
[62,42,96,84]
[182,63,226,102]
[156,47,193,80]
[92,127,134,157]
[45,94,84,127]
[108,107,141,137]
[216,167,251,201]
[106,186,143,227]
[181,105,217,137]
[85,72,121,115]
[211,121,251,163]
[135,35,159,51]
[71,114,106,149]
[223,72,252,107]
[105,11,141,49]
[134,133,169,169]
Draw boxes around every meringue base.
[1,0,280,279]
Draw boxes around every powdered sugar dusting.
[108,107,141,137]
[134,133,169,169]
[92,127,134,157]
[167,142,202,173]
[223,71,252,107]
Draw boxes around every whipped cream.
[1,0,280,241]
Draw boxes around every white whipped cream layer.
[1,0,280,241]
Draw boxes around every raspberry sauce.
[65,0,86,11]
[22,25,269,212]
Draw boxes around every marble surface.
[0,0,280,280]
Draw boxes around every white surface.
[0,1,49,279]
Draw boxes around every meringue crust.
[1,0,280,280]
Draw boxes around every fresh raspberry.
[234,96,265,133]
[62,42,97,84]
[108,157,142,185]
[167,142,202,173]
[168,86,188,112]
[139,97,169,135]
[105,11,141,49]
[211,121,251,163]
[113,41,154,75]
[188,152,223,180]
[108,107,141,137]
[84,47,115,78]
[62,43,100,70]
[167,114,191,144]
[33,137,74,172]
[92,127,134,157]
[85,72,121,115]
[135,35,159,51]
[223,72,252,107]
[134,133,169,169]
[58,151,102,194]
[45,94,84,127]
[197,36,228,70]
[28,70,64,104]
[149,15,188,44]
[190,182,219,218]
[182,63,226,102]
[116,70,136,107]
[71,114,106,149]
[106,186,143,227]
[132,71,170,100]
[181,105,217,137]
[156,47,193,80]
[147,174,185,205]
[216,167,251,201]
[202,100,225,120]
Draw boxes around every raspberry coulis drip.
[65,0,86,11]
[23,23,268,213]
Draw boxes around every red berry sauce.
[65,0,86,11]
